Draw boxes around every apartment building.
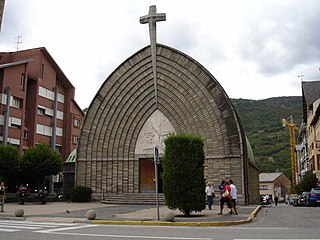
[259,172,291,202]
[302,81,320,179]
[296,121,310,183]
[0,47,84,161]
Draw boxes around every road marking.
[0,224,41,230]
[0,220,88,233]
[0,220,75,226]
[0,228,20,232]
[35,224,96,233]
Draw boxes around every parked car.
[293,192,309,207]
[307,188,320,206]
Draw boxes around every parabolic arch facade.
[76,44,255,204]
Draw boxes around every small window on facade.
[74,118,81,127]
[73,135,79,144]
[55,145,62,153]
[37,106,46,115]
[41,64,44,78]
[12,97,22,108]
[259,185,268,190]
[20,73,25,90]
[23,130,29,140]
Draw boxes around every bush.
[71,186,92,202]
[162,133,206,216]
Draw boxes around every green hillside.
[231,96,302,179]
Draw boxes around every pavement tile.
[0,201,261,226]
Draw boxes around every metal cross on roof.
[140,5,166,108]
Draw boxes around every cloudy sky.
[1,0,320,109]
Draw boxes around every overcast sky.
[1,0,320,109]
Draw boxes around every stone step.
[102,193,166,205]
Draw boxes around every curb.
[91,206,262,227]
[91,218,251,227]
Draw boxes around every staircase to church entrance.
[101,193,166,205]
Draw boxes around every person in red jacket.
[218,180,236,215]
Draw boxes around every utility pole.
[282,115,298,187]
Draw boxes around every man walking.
[205,182,214,210]
[230,180,238,215]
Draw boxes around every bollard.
[15,209,24,217]
[86,210,97,220]
[163,211,175,221]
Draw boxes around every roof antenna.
[14,36,22,51]
[298,72,304,81]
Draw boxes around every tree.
[162,133,206,216]
[21,143,63,188]
[0,144,20,189]
[294,172,317,194]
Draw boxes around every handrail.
[102,184,118,200]
[106,184,118,191]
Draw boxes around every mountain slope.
[231,96,302,178]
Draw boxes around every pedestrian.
[0,181,5,212]
[218,180,236,215]
[274,195,279,206]
[229,179,238,215]
[205,182,214,210]
[218,180,225,192]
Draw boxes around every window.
[39,86,47,98]
[56,127,63,137]
[57,110,64,120]
[58,93,64,103]
[23,130,29,140]
[37,106,46,115]
[45,108,53,116]
[74,118,81,127]
[36,124,51,136]
[10,117,21,128]
[20,73,25,90]
[12,97,22,108]
[38,86,65,103]
[259,185,268,190]
[73,135,79,144]
[55,145,62,153]
[41,64,44,78]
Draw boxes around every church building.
[76,6,259,205]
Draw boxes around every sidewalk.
[0,201,261,226]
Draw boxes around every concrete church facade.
[75,43,259,205]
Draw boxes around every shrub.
[71,186,92,202]
[162,133,206,216]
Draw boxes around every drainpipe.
[49,86,58,194]
[3,87,11,145]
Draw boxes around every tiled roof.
[259,172,282,182]
[302,81,320,106]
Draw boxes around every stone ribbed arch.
[76,44,248,203]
